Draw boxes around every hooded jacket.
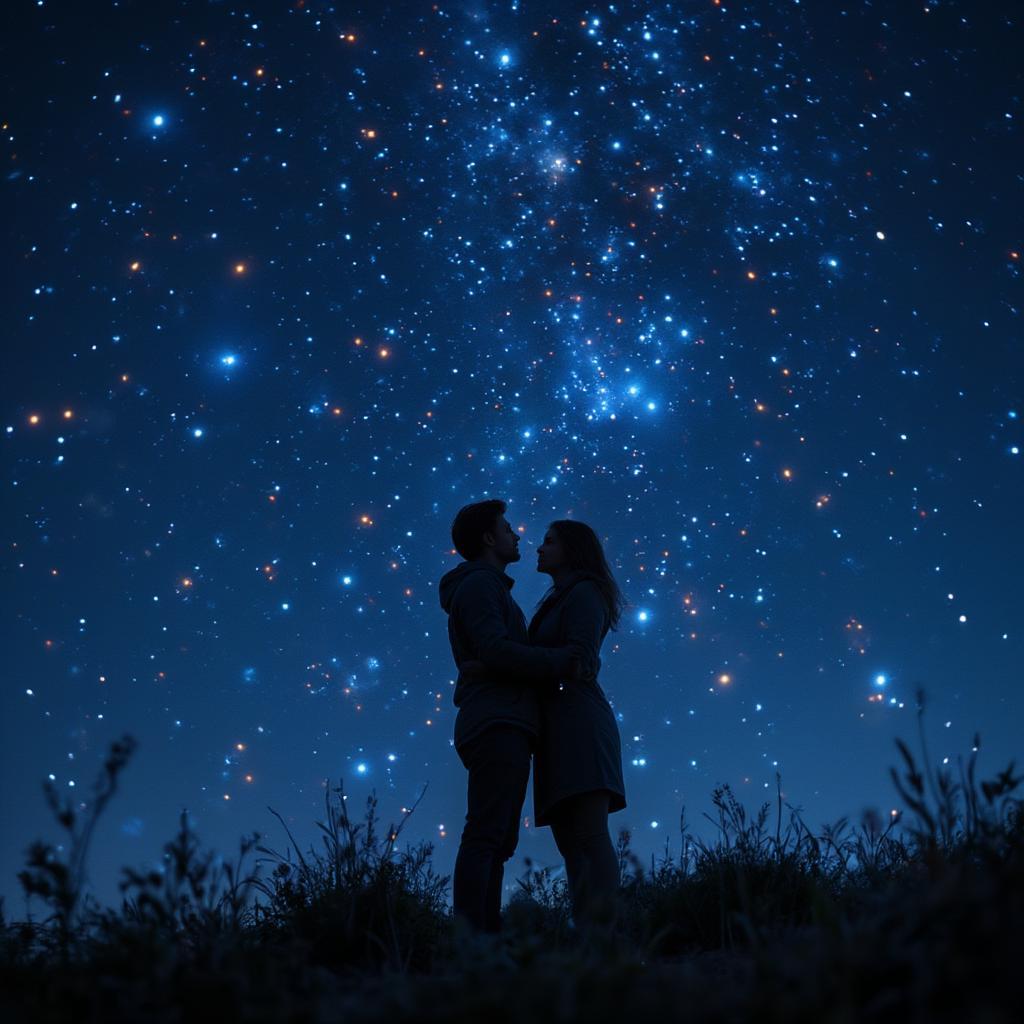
[439,559,575,752]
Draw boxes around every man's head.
[451,499,520,567]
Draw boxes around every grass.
[1,689,1020,1022]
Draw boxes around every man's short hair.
[451,499,507,560]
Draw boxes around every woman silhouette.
[529,520,627,928]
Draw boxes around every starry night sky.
[3,0,1022,916]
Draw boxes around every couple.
[438,499,627,935]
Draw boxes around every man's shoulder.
[452,566,510,603]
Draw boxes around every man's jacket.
[439,559,574,752]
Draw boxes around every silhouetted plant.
[111,809,262,947]
[249,779,450,974]
[15,734,137,965]
[890,689,1022,862]
[504,856,572,948]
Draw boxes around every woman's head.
[536,519,626,630]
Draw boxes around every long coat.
[528,570,627,827]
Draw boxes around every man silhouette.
[438,499,583,934]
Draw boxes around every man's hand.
[460,659,487,679]
[568,646,599,681]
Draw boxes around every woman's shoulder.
[572,575,602,596]
[565,575,606,613]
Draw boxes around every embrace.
[438,499,627,935]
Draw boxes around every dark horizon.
[3,1,1022,917]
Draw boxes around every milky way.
[3,1,1021,912]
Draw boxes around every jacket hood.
[438,560,512,614]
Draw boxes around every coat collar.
[529,570,593,635]
[553,569,590,592]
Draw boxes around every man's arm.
[452,573,575,681]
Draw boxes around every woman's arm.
[559,581,606,681]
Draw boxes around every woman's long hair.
[536,520,627,630]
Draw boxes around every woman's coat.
[527,570,627,827]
